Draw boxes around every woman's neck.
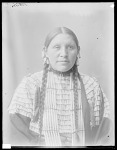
[48,64,77,76]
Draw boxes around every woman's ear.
[44,46,49,57]
[42,46,47,57]
[79,51,81,58]
[78,46,81,58]
[78,46,80,51]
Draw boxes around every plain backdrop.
[2,3,114,145]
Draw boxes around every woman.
[8,27,112,147]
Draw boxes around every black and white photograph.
[2,2,114,147]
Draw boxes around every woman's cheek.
[49,53,57,63]
[70,53,77,61]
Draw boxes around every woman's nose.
[60,47,68,57]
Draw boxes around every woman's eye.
[68,45,74,50]
[54,45,60,49]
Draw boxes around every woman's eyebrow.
[66,42,76,46]
[52,42,60,45]
[53,43,60,47]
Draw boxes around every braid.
[73,65,79,132]
[38,63,49,139]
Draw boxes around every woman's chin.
[55,66,72,72]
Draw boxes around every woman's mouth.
[57,60,69,63]
[57,61,69,65]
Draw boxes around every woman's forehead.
[49,33,76,45]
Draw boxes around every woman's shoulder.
[27,70,43,81]
[80,72,98,82]
[17,71,43,90]
[79,72,99,88]
[79,73,101,101]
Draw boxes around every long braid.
[73,64,79,132]
[38,62,49,139]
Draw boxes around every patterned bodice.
[8,70,110,146]
[41,70,85,146]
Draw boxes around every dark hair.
[44,27,80,51]
[38,27,79,140]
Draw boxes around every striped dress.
[8,70,110,146]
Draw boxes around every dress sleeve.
[8,74,39,118]
[8,74,40,145]
[80,74,113,145]
[82,75,110,126]
[91,77,114,145]
[92,77,110,121]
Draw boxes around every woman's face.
[46,33,78,72]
